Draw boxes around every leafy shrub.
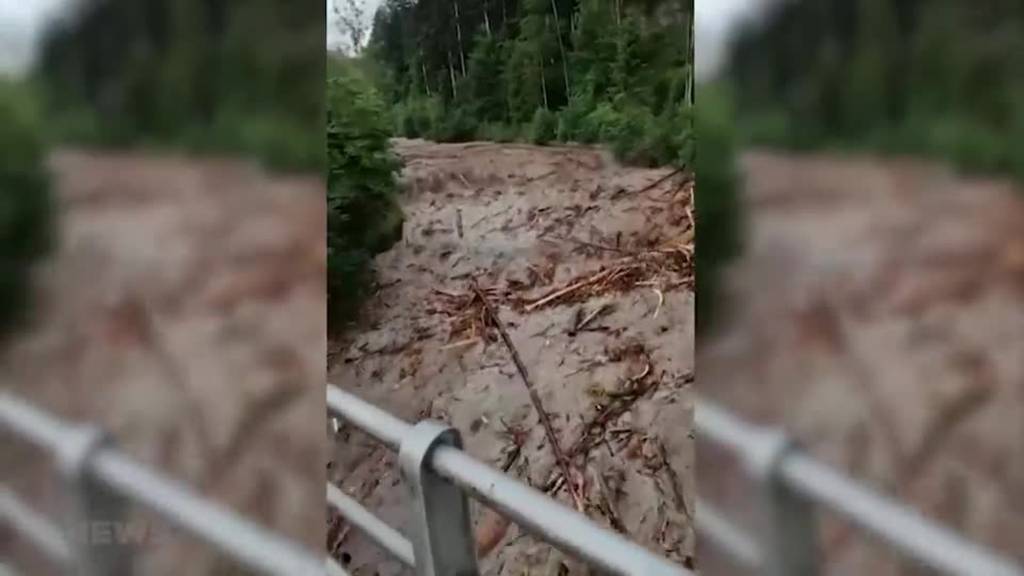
[556,96,592,142]
[434,106,479,142]
[529,108,558,145]
[611,105,656,166]
[393,96,444,139]
[0,80,55,336]
[695,83,742,333]
[578,102,623,144]
[479,122,519,143]
[327,63,405,329]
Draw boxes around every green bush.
[695,83,742,333]
[0,80,55,336]
[327,63,405,330]
[393,96,444,139]
[434,106,479,142]
[528,108,558,145]
[579,102,623,144]
[556,96,592,142]
[610,105,652,164]
[480,122,519,143]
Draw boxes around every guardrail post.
[399,421,478,576]
[55,424,133,576]
[744,429,818,576]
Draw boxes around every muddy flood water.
[2,150,326,575]
[700,150,1024,574]
[328,139,696,575]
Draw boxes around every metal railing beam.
[328,385,691,576]
[696,397,1024,576]
[1,392,327,576]
[326,483,415,566]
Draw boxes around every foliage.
[728,0,1024,182]
[35,0,324,172]
[369,0,694,167]
[0,80,55,336]
[327,59,405,329]
[694,82,742,333]
[529,107,557,145]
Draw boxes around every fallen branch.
[524,268,615,312]
[473,280,584,510]
[630,168,684,196]
[541,234,633,255]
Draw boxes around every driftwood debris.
[472,280,585,510]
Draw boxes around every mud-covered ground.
[699,150,1024,574]
[2,150,326,575]
[328,140,696,575]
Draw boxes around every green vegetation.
[695,82,742,333]
[728,0,1024,181]
[35,0,324,172]
[327,59,405,330]
[364,0,694,167]
[0,79,55,336]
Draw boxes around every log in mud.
[328,139,696,575]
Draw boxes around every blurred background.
[696,0,1024,574]
[1,1,326,574]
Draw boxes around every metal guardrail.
[7,385,1018,576]
[0,391,340,576]
[326,385,693,576]
[695,398,1024,576]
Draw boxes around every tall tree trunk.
[453,0,467,76]
[539,50,549,110]
[483,0,493,37]
[448,50,459,99]
[548,0,572,97]
[422,59,432,97]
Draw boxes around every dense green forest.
[35,0,325,171]
[358,0,694,167]
[728,0,1024,180]
[0,80,54,337]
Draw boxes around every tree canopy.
[728,0,1024,179]
[35,0,325,171]
[364,0,694,167]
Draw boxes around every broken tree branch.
[473,279,584,510]
[630,168,684,196]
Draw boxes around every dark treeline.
[728,0,1024,180]
[35,0,324,170]
[361,0,694,167]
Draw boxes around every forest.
[727,0,1024,181]
[351,0,694,168]
[33,0,325,171]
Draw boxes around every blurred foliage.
[0,79,55,337]
[695,82,742,333]
[365,0,694,168]
[729,0,1024,181]
[327,59,404,330]
[35,0,324,172]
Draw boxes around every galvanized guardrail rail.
[6,386,1021,576]
[326,385,692,576]
[0,391,338,576]
[695,398,1024,576]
